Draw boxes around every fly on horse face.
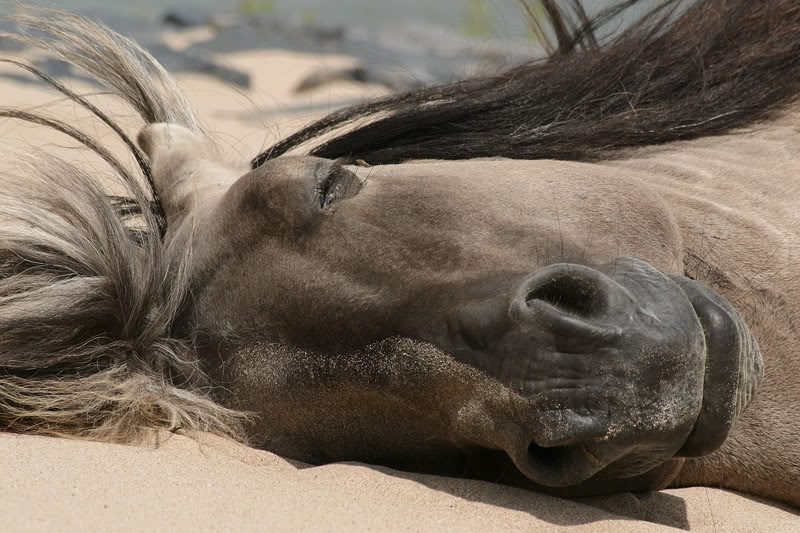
[0,0,798,507]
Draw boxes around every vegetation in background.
[520,1,553,49]
[300,8,318,26]
[461,1,553,43]
[239,0,276,16]
[462,0,495,37]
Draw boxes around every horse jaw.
[137,123,248,228]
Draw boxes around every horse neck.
[602,116,800,506]
[602,110,800,290]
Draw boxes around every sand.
[3,432,798,532]
[0,38,797,532]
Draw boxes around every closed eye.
[316,165,340,209]
[314,161,362,209]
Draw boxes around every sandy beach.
[3,430,798,532]
[0,18,798,533]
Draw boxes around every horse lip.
[669,275,764,457]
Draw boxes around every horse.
[0,0,798,507]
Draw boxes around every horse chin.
[436,257,763,488]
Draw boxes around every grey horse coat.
[0,1,798,509]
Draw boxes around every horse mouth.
[437,257,763,487]
[669,275,764,458]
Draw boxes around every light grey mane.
[0,7,244,442]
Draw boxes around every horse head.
[138,123,763,491]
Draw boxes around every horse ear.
[670,277,764,457]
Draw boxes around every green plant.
[462,0,494,37]
[520,1,555,49]
[239,0,277,16]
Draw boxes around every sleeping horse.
[0,0,797,507]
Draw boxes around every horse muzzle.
[445,257,763,488]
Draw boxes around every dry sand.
[0,40,798,532]
[3,432,798,532]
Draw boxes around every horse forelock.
[0,147,248,443]
[0,7,250,443]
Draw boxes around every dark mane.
[253,0,800,167]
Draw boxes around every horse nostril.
[524,268,609,318]
[510,264,623,354]
[527,442,573,471]
[528,442,570,477]
[515,441,609,487]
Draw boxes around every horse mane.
[0,7,245,443]
[252,0,800,167]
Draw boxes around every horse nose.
[446,259,742,488]
[502,264,631,486]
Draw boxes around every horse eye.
[316,168,339,209]
[314,162,362,209]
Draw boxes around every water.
[18,0,533,38]
[7,1,676,44]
